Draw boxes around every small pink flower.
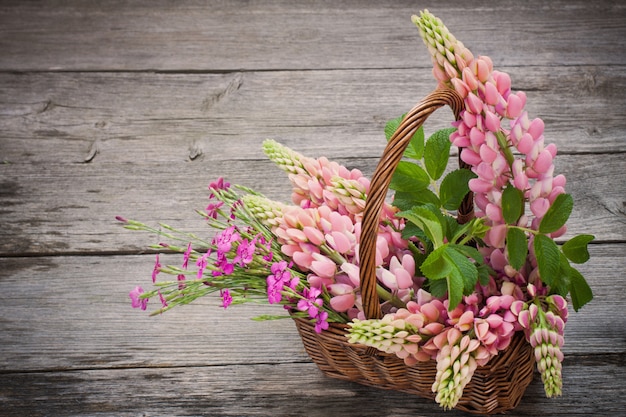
[220,289,232,309]
[182,243,192,269]
[129,286,148,310]
[152,254,161,283]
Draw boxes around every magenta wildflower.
[196,251,210,278]
[177,273,186,290]
[213,253,234,276]
[314,311,330,333]
[206,201,224,219]
[297,287,323,317]
[208,177,230,198]
[152,254,161,283]
[213,226,240,254]
[220,289,233,309]
[233,238,256,267]
[129,286,148,310]
[158,290,168,308]
[182,243,192,269]
[266,260,298,304]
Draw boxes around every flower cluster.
[341,10,592,409]
[122,10,593,412]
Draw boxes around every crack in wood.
[200,72,244,112]
[84,139,100,163]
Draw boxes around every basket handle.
[359,88,466,320]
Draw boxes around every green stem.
[376,284,407,309]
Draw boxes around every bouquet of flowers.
[120,10,594,411]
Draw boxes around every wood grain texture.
[1,67,624,165]
[0,153,623,255]
[0,247,624,414]
[0,0,624,71]
[0,0,624,415]
[1,357,624,417]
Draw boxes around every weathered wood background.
[1,1,625,416]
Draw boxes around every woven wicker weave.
[292,89,535,415]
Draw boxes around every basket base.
[293,317,534,415]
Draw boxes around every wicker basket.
[292,89,535,415]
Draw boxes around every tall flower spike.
[431,329,486,410]
[242,194,285,227]
[263,139,308,176]
[412,10,474,87]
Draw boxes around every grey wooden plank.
[1,67,624,166]
[0,0,624,71]
[0,356,624,417]
[0,152,623,256]
[0,244,623,373]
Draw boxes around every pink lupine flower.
[309,253,337,279]
[328,283,356,312]
[129,286,148,310]
[377,254,415,290]
[414,10,567,286]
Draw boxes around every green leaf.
[568,266,594,311]
[539,193,574,234]
[444,246,478,295]
[420,245,450,280]
[401,222,431,250]
[439,169,476,210]
[501,186,525,224]
[404,127,426,160]
[384,114,404,141]
[424,128,453,180]
[427,278,448,298]
[392,189,440,211]
[506,227,528,271]
[389,161,430,192]
[397,206,445,247]
[562,234,595,264]
[446,271,465,311]
[476,263,492,286]
[553,252,572,297]
[533,234,561,286]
